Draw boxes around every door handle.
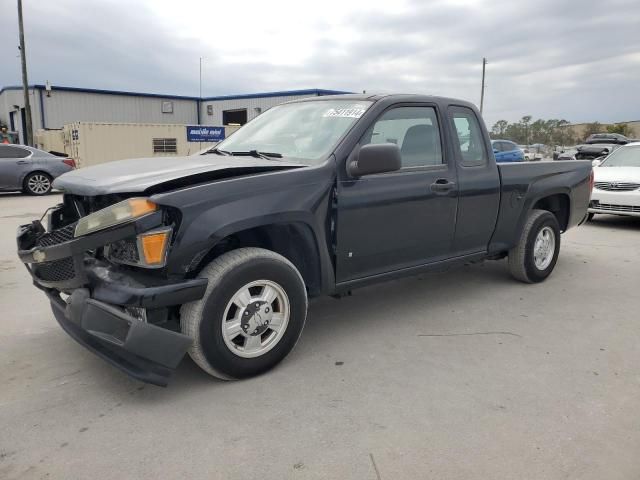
[430,179,456,193]
[16,160,28,165]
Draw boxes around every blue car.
[492,140,525,162]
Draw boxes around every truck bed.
[490,160,592,253]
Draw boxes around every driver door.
[335,105,458,283]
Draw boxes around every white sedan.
[589,142,640,218]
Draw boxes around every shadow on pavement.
[586,215,640,230]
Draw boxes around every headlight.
[74,198,158,237]
[106,227,172,268]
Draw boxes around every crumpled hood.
[53,154,306,196]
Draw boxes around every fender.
[151,163,337,294]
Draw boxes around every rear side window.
[449,107,488,167]
[361,106,443,168]
[0,145,30,159]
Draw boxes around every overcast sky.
[1,0,639,126]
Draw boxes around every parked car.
[575,143,620,161]
[16,94,592,386]
[518,144,544,161]
[518,145,530,160]
[588,142,640,219]
[556,147,579,161]
[0,144,76,195]
[492,139,525,162]
[585,133,630,145]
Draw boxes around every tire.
[508,209,561,283]
[23,172,52,195]
[180,248,308,380]
[586,213,595,222]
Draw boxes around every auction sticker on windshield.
[323,105,367,119]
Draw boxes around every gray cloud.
[2,0,639,126]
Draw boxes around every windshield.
[211,100,371,165]
[600,145,640,167]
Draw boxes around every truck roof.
[287,93,478,109]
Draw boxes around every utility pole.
[17,0,33,146]
[479,57,487,115]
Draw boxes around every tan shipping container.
[61,122,239,168]
[34,129,66,154]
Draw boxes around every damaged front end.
[16,194,207,386]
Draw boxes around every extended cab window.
[361,106,443,168]
[450,107,488,167]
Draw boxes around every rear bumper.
[47,288,193,386]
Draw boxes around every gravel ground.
[1,193,639,480]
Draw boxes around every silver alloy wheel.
[27,174,51,194]
[221,280,290,358]
[533,226,555,270]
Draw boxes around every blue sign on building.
[186,125,225,142]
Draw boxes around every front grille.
[33,258,76,282]
[36,223,76,247]
[31,223,79,284]
[107,237,140,264]
[594,182,640,192]
[592,202,640,213]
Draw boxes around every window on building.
[223,109,248,126]
[161,101,174,114]
[152,138,177,154]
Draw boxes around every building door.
[9,111,19,143]
[222,109,248,125]
[20,108,28,145]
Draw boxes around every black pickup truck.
[17,94,593,386]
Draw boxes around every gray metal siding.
[0,88,42,143]
[40,90,198,128]
[200,94,318,125]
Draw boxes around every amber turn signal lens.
[140,230,170,265]
[129,198,158,217]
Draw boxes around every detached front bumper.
[47,288,194,386]
[17,217,207,386]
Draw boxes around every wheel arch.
[21,169,53,186]
[531,192,570,232]
[188,221,327,296]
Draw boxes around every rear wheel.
[23,172,52,195]
[508,209,561,283]
[180,248,307,380]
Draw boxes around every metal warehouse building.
[0,85,349,144]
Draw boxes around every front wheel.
[181,248,308,380]
[508,209,561,283]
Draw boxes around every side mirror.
[493,148,499,154]
[348,143,401,177]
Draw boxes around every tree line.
[490,117,634,146]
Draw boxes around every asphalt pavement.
[1,193,639,480]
